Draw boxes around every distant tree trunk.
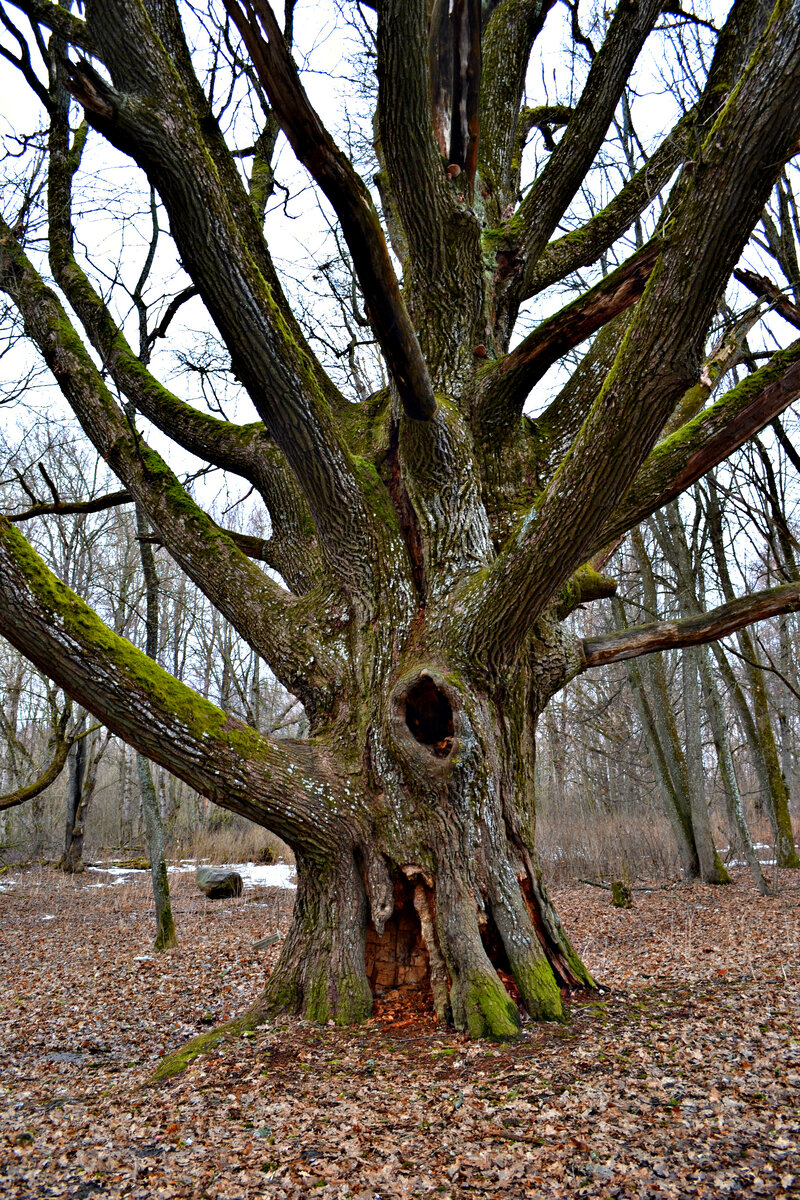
[0,662,25,850]
[698,647,770,894]
[58,725,109,872]
[59,732,87,873]
[119,742,136,848]
[134,494,177,952]
[543,703,566,812]
[139,754,176,951]
[681,643,730,884]
[656,505,730,883]
[626,529,722,879]
[706,478,800,867]
[613,596,699,878]
[777,616,796,798]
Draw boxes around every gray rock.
[195,866,244,899]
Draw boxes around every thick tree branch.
[376,0,492,392]
[377,0,454,261]
[0,220,334,707]
[145,285,199,350]
[772,415,800,476]
[6,0,95,53]
[75,2,389,606]
[223,0,435,422]
[605,346,800,545]
[0,516,353,856]
[581,583,800,668]
[474,240,659,435]
[461,3,800,672]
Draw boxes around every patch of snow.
[84,872,139,887]
[88,865,145,876]
[222,862,297,889]
[167,860,208,875]
[40,914,56,921]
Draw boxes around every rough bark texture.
[1,0,799,1037]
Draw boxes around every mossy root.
[150,1011,260,1083]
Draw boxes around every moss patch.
[515,956,564,1022]
[150,1012,261,1083]
[463,972,522,1041]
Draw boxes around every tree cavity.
[404,677,454,757]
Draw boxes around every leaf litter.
[1,866,798,1198]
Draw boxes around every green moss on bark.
[514,956,564,1021]
[461,971,521,1041]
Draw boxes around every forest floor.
[1,864,799,1199]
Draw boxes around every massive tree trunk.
[1,0,800,1037]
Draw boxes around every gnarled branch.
[0,516,353,857]
[223,0,435,422]
[582,583,800,668]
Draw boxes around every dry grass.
[536,796,800,886]
[174,825,294,867]
[536,798,683,883]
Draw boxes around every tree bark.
[697,647,770,895]
[58,731,87,874]
[133,490,177,952]
[611,596,700,880]
[1,0,799,1040]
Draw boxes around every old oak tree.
[1,0,800,1039]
